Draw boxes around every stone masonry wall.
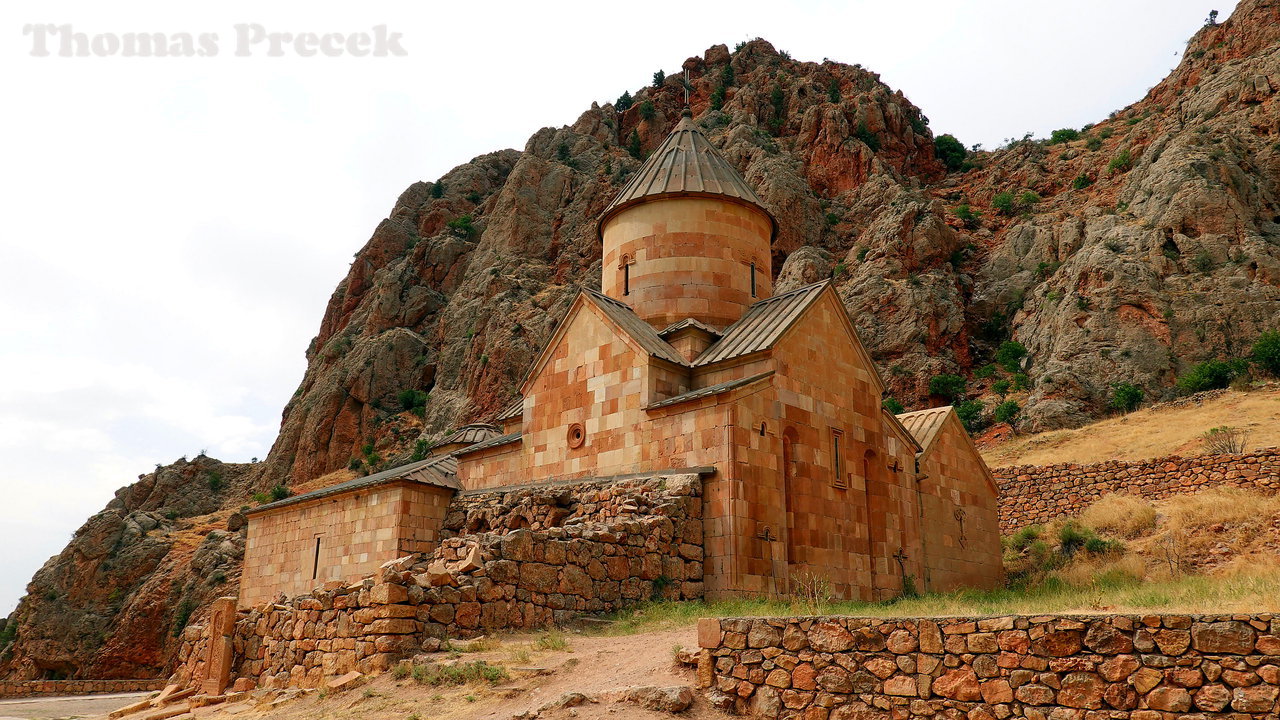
[697,613,1280,719]
[995,450,1280,533]
[174,474,704,690]
[0,678,166,699]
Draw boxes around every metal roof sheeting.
[658,317,722,339]
[494,397,523,422]
[600,111,776,235]
[247,454,460,515]
[582,289,689,367]
[692,281,828,367]
[895,406,952,451]
[645,371,774,410]
[453,431,522,457]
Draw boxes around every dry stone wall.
[0,678,166,698]
[995,450,1280,533]
[697,613,1280,719]
[175,474,704,690]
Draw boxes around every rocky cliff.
[4,0,1280,682]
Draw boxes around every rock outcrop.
[5,0,1280,682]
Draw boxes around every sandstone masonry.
[175,475,703,690]
[697,613,1280,719]
[0,678,166,699]
[995,450,1280,533]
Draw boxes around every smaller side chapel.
[239,109,1002,608]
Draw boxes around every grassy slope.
[981,385,1280,467]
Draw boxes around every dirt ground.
[0,691,152,720]
[980,385,1280,467]
[85,625,733,720]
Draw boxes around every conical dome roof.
[600,110,777,238]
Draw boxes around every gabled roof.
[895,406,952,451]
[429,424,500,451]
[454,431,521,457]
[692,282,828,367]
[600,110,777,238]
[645,371,774,410]
[246,454,459,516]
[658,317,722,339]
[580,289,689,367]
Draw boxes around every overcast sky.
[0,0,1236,618]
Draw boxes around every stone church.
[240,109,1001,609]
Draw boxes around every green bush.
[996,341,1028,373]
[1177,359,1243,393]
[883,398,905,414]
[853,122,879,152]
[1085,136,1103,151]
[398,389,429,413]
[1072,174,1093,190]
[1107,148,1133,174]
[652,70,665,88]
[992,379,1011,395]
[615,91,633,111]
[993,400,1020,424]
[953,204,981,229]
[1009,524,1042,552]
[1048,128,1080,144]
[954,399,986,433]
[206,470,224,493]
[446,215,475,239]
[827,78,841,103]
[934,134,967,171]
[1252,331,1280,375]
[1109,382,1144,413]
[992,191,1016,216]
[710,85,726,111]
[430,181,445,199]
[928,373,966,400]
[1012,373,1030,391]
[1192,250,1215,273]
[638,100,656,121]
[974,363,997,379]
[171,597,196,637]
[269,484,291,502]
[627,130,642,160]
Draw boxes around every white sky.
[0,0,1235,618]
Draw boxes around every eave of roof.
[453,431,522,457]
[246,455,459,516]
[895,406,952,452]
[645,371,774,410]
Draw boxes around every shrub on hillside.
[954,399,986,433]
[953,203,981,229]
[1107,148,1133,174]
[928,373,966,400]
[1201,426,1250,454]
[1048,128,1080,144]
[993,400,1020,424]
[1254,331,1280,375]
[996,341,1028,372]
[853,121,879,151]
[883,398,905,414]
[934,134,967,171]
[1108,382,1144,413]
[1072,174,1093,190]
[1177,359,1244,393]
[992,379,1011,395]
[638,100,656,121]
[615,91,633,111]
[992,191,1016,216]
[652,70,665,88]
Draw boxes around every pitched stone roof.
[582,289,689,366]
[453,431,522,457]
[246,454,460,515]
[429,424,501,451]
[692,281,828,367]
[895,406,953,451]
[600,110,777,237]
[645,371,774,410]
[658,317,722,339]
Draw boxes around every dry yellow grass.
[982,385,1280,467]
[1079,494,1158,537]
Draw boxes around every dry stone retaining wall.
[995,450,1280,533]
[697,613,1280,719]
[0,678,166,698]
[175,474,704,690]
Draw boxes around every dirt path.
[85,624,733,720]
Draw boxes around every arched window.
[620,254,632,295]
